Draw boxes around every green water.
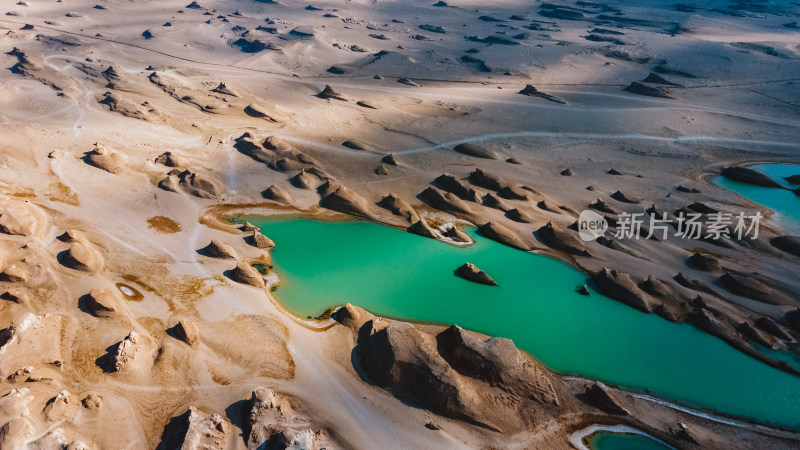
[714,163,800,234]
[238,216,800,429]
[589,432,671,450]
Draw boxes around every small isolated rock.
[262,184,292,203]
[249,231,275,249]
[83,289,120,318]
[688,253,722,272]
[456,262,497,286]
[318,85,346,101]
[81,393,103,410]
[170,319,199,348]
[408,219,438,239]
[0,265,27,283]
[560,168,573,176]
[60,241,103,273]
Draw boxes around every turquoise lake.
[714,163,800,234]
[588,432,671,450]
[236,216,800,430]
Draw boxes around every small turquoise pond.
[714,163,800,234]
[588,432,672,450]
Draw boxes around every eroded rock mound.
[84,143,127,174]
[720,272,794,305]
[0,199,46,237]
[244,103,278,122]
[154,151,187,168]
[201,240,238,259]
[453,143,498,160]
[408,219,438,239]
[594,268,657,313]
[319,183,372,218]
[335,304,562,433]
[318,85,346,101]
[585,382,628,415]
[245,387,337,450]
[170,319,199,348]
[231,262,265,288]
[536,222,591,257]
[433,174,480,202]
[456,262,497,286]
[721,166,782,188]
[688,253,721,272]
[159,169,222,199]
[60,241,103,273]
[158,407,229,450]
[478,221,531,251]
[624,81,673,98]
[248,231,275,249]
[420,186,472,215]
[378,193,420,224]
[468,168,507,191]
[82,289,121,318]
[770,236,800,257]
[262,184,292,203]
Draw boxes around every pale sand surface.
[0,0,799,448]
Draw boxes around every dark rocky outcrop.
[610,190,640,204]
[154,151,187,168]
[378,193,420,224]
[169,319,199,348]
[408,220,438,239]
[506,208,533,223]
[770,236,800,257]
[456,262,497,286]
[482,193,511,211]
[518,84,566,103]
[688,253,722,272]
[738,321,781,350]
[754,317,793,341]
[497,185,530,201]
[419,186,473,215]
[443,225,470,243]
[721,167,782,188]
[247,231,275,249]
[589,199,616,214]
[584,382,628,415]
[624,81,673,98]
[536,222,591,257]
[690,309,738,341]
[433,174,480,202]
[159,170,222,199]
[334,304,562,433]
[467,169,507,191]
[317,85,346,101]
[720,272,794,305]
[594,268,657,313]
[157,407,229,450]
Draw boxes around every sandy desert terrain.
[0,0,799,448]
